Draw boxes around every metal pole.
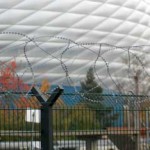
[146,110,149,149]
[41,102,53,150]
[31,86,63,150]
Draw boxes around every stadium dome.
[0,0,150,93]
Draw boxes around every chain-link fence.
[0,89,150,150]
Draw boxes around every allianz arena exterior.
[0,0,150,93]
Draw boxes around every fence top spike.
[48,86,64,106]
[30,86,47,103]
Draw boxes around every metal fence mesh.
[0,93,150,150]
[53,94,150,150]
[0,93,41,150]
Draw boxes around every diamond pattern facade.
[0,0,149,91]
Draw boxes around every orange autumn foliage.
[0,61,29,91]
[40,79,50,93]
[0,61,63,108]
[40,79,65,107]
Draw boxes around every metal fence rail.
[0,90,150,150]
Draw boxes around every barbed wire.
[0,32,150,104]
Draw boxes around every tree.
[40,79,50,93]
[0,61,50,108]
[62,104,100,130]
[81,67,103,93]
[115,54,150,129]
[116,54,150,95]
[0,61,29,91]
[80,67,118,129]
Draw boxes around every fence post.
[31,86,64,150]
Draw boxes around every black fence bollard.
[31,86,64,150]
